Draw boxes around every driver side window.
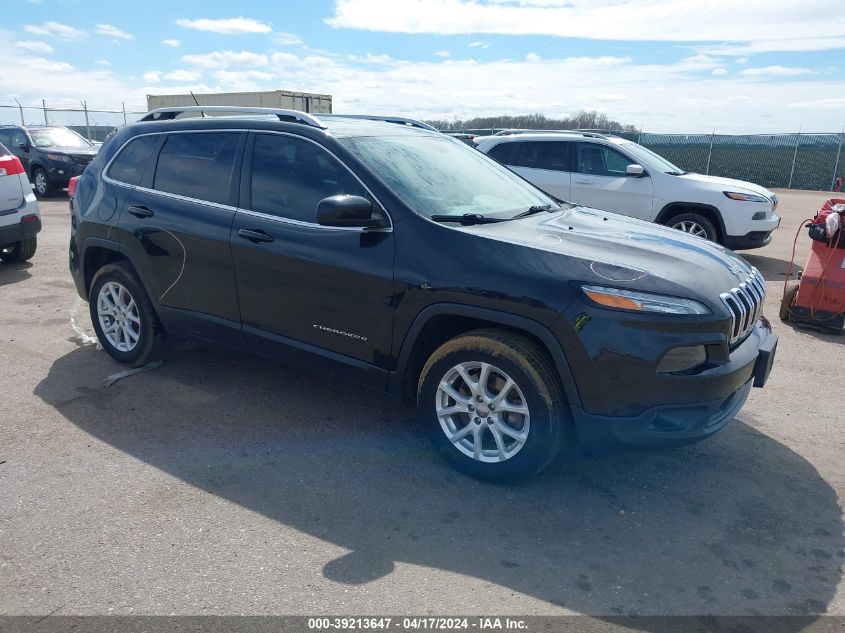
[574,143,631,177]
[250,134,367,223]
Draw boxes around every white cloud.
[735,57,749,64]
[273,32,303,46]
[24,21,85,40]
[525,52,541,62]
[435,50,451,57]
[94,59,112,67]
[15,40,54,54]
[181,50,269,68]
[176,17,272,35]
[214,70,274,82]
[788,97,845,110]
[143,71,161,82]
[164,69,201,82]
[702,37,845,56]
[24,57,74,72]
[96,24,134,41]
[711,68,727,76]
[468,41,490,49]
[740,66,815,77]
[271,52,300,65]
[327,0,845,42]
[162,39,181,48]
[349,52,392,64]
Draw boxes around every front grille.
[720,267,765,346]
[71,155,92,166]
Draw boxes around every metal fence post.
[42,99,48,125]
[787,130,801,189]
[832,131,844,191]
[81,100,91,141]
[705,129,715,175]
[122,102,127,126]
[14,98,24,124]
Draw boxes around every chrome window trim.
[101,128,392,233]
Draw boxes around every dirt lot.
[1,190,843,618]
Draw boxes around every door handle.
[127,205,155,218]
[237,228,275,244]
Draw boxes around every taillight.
[68,175,80,198]
[0,154,26,177]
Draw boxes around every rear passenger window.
[486,142,516,165]
[153,133,240,205]
[514,142,569,171]
[0,130,11,147]
[106,135,158,186]
[250,134,367,223]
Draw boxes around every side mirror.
[316,195,384,228]
[626,164,645,177]
[16,141,29,151]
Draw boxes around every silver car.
[0,142,40,263]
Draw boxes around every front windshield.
[619,141,685,174]
[341,135,556,218]
[30,128,91,149]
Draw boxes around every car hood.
[42,147,98,156]
[465,206,755,307]
[676,172,773,199]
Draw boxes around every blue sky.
[3,0,845,132]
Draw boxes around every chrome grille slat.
[720,267,766,346]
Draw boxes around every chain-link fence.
[459,128,845,192]
[0,102,145,142]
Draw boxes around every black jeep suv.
[0,125,98,197]
[69,106,777,481]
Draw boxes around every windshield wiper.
[429,213,508,225]
[509,204,555,220]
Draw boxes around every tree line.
[426,111,637,133]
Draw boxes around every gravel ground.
[1,190,843,619]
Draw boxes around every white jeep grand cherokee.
[475,131,781,249]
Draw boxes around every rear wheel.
[0,237,37,263]
[666,212,718,242]
[779,281,799,322]
[32,167,53,198]
[418,328,568,482]
[89,262,167,367]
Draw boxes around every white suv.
[475,132,781,249]
[0,142,40,263]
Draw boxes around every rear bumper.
[0,214,41,247]
[572,320,777,449]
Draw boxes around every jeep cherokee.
[69,106,777,481]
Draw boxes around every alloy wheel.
[671,220,709,239]
[435,361,530,463]
[97,281,141,352]
[34,171,48,195]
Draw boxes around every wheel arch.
[390,304,581,409]
[81,239,147,301]
[655,202,726,243]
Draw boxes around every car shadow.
[740,253,801,282]
[0,261,33,286]
[33,344,844,624]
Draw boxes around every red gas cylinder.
[788,199,845,331]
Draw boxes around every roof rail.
[502,129,609,139]
[326,115,438,132]
[139,106,327,129]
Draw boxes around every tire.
[0,236,37,263]
[88,262,167,367]
[779,281,799,322]
[666,212,718,242]
[418,328,569,482]
[32,167,53,198]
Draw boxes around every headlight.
[582,284,711,315]
[47,154,73,163]
[724,191,768,203]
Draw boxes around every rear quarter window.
[153,132,241,205]
[486,142,516,165]
[106,135,159,186]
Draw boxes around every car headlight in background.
[723,191,769,203]
[47,154,73,163]
[582,285,711,315]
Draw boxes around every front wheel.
[418,328,569,482]
[88,262,167,367]
[32,167,53,198]
[667,212,718,242]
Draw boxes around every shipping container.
[146,90,332,114]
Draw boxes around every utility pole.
[14,98,24,125]
[705,128,715,175]
[81,100,91,142]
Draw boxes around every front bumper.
[725,213,781,250]
[572,320,777,449]
[48,162,86,188]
